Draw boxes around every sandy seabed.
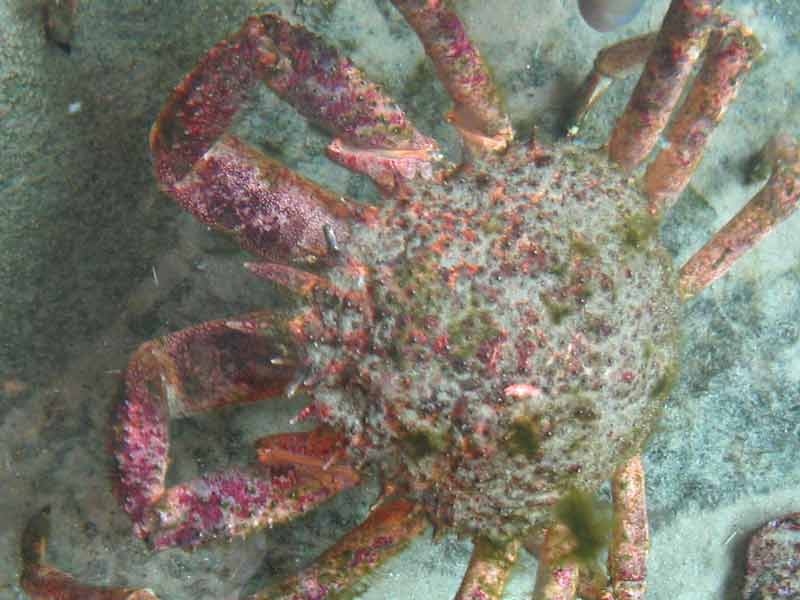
[0,1,798,599]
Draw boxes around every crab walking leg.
[256,14,440,193]
[21,506,159,600]
[152,15,437,216]
[644,21,761,213]
[454,537,520,600]
[532,523,580,600]
[605,455,649,600]
[250,498,427,600]
[678,134,800,299]
[608,0,720,171]
[114,312,313,544]
[391,0,514,154]
[567,33,658,137]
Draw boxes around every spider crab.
[21,1,799,599]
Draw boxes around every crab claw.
[151,13,439,216]
[113,312,359,550]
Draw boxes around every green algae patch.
[618,211,660,249]
[553,488,612,565]
[505,416,541,458]
[570,233,599,258]
[649,361,679,402]
[401,428,449,460]
[446,306,503,361]
[541,293,573,325]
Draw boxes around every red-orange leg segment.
[256,426,361,490]
[605,455,649,600]
[679,133,800,299]
[250,498,428,600]
[567,33,657,138]
[609,0,721,171]
[532,523,580,600]
[644,20,761,213]
[391,0,513,154]
[454,537,520,600]
[21,506,160,600]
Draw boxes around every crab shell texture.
[309,142,679,541]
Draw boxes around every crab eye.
[578,0,646,32]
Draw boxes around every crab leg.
[644,20,761,213]
[532,526,580,600]
[567,33,658,138]
[146,462,354,550]
[114,312,358,549]
[609,0,720,171]
[679,134,800,299]
[153,15,438,209]
[250,498,427,599]
[605,455,649,600]
[454,537,520,600]
[257,14,440,193]
[391,0,513,154]
[21,506,159,600]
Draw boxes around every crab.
[19,1,799,599]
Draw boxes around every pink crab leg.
[164,134,353,264]
[390,0,514,154]
[644,20,761,213]
[257,14,440,194]
[454,537,520,600]
[146,464,353,550]
[20,506,160,600]
[604,455,649,600]
[251,498,428,599]
[608,0,720,171]
[532,523,580,600]
[113,311,341,547]
[567,33,658,138]
[679,133,800,299]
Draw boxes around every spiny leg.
[20,506,159,600]
[567,33,657,138]
[532,523,580,600]
[114,312,358,549]
[644,19,761,213]
[604,455,649,600]
[530,456,647,600]
[679,133,800,299]
[152,14,438,227]
[250,498,427,600]
[390,0,513,154]
[454,537,520,600]
[609,0,721,171]
[256,14,440,193]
